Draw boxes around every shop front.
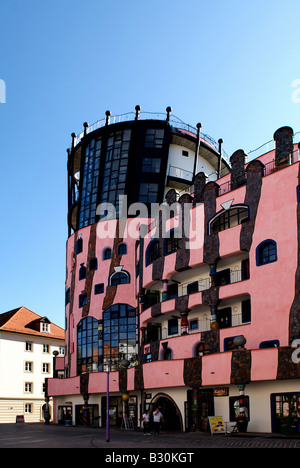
[100,395,138,428]
[271,392,300,434]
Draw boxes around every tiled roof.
[0,306,65,341]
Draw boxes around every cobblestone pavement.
[1,423,300,450]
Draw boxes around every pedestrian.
[153,407,164,434]
[142,410,150,435]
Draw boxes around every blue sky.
[0,0,300,328]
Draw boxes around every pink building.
[47,108,300,434]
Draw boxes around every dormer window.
[41,322,50,334]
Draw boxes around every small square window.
[95,283,104,295]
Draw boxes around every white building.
[0,307,65,423]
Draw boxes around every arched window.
[77,317,99,374]
[209,206,249,234]
[103,248,112,260]
[164,229,182,255]
[117,243,127,255]
[109,270,130,286]
[256,239,277,266]
[79,263,86,280]
[195,341,210,356]
[146,240,161,266]
[89,257,98,270]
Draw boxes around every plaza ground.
[1,423,300,450]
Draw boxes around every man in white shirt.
[142,410,150,435]
[153,407,164,434]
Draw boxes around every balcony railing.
[70,110,230,163]
[143,269,246,312]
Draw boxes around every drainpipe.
[193,123,202,182]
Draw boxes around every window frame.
[256,239,278,266]
[209,205,249,235]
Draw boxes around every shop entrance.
[101,395,138,428]
[149,395,182,432]
[75,404,99,427]
[186,389,214,432]
[271,393,300,434]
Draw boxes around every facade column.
[162,280,168,301]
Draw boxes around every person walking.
[153,407,164,435]
[142,410,150,435]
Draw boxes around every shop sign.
[214,387,229,397]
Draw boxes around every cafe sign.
[214,387,229,397]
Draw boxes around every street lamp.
[106,358,130,443]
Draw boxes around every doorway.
[271,393,300,434]
[149,394,182,431]
[186,389,214,432]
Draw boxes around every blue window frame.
[110,271,130,286]
[256,239,277,266]
[168,318,178,336]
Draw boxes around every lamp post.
[106,362,111,443]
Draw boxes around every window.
[41,323,50,333]
[25,404,32,414]
[79,263,87,280]
[164,230,182,255]
[256,240,277,266]
[95,283,104,295]
[142,157,161,173]
[187,281,198,295]
[79,137,102,229]
[43,344,50,354]
[259,340,280,349]
[139,183,159,204]
[79,293,87,308]
[163,348,173,360]
[144,128,164,148]
[110,271,130,286]
[146,240,161,265]
[76,237,83,254]
[65,288,71,305]
[100,130,131,218]
[182,150,189,157]
[229,396,250,421]
[195,341,209,356]
[167,283,178,299]
[24,362,33,372]
[77,316,100,374]
[217,307,232,329]
[103,248,112,260]
[189,319,199,331]
[242,298,251,323]
[89,257,98,270]
[24,382,33,393]
[25,342,33,352]
[209,206,249,234]
[215,269,231,286]
[117,243,127,255]
[168,318,178,336]
[42,363,50,374]
[102,304,137,370]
